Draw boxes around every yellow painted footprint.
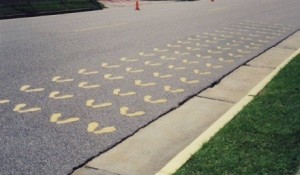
[78,82,100,89]
[52,76,74,83]
[50,113,80,124]
[78,69,98,75]
[144,95,167,104]
[13,104,41,113]
[144,61,162,66]
[113,88,136,96]
[154,48,168,52]
[126,67,144,73]
[174,51,190,55]
[182,59,199,64]
[120,107,145,117]
[180,77,199,84]
[135,80,156,87]
[168,65,186,70]
[153,72,172,78]
[101,63,120,68]
[87,122,116,135]
[86,99,112,109]
[219,58,234,63]
[20,85,44,93]
[139,52,155,57]
[164,86,184,93]
[0,99,10,104]
[104,74,124,80]
[206,63,223,69]
[160,56,176,60]
[194,69,211,75]
[49,91,73,100]
[120,57,138,62]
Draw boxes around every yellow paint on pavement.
[13,104,41,113]
[0,99,10,104]
[120,57,138,62]
[52,76,74,83]
[120,107,145,117]
[104,74,124,80]
[87,122,116,135]
[180,77,199,84]
[194,69,211,75]
[126,67,144,73]
[144,95,167,104]
[164,86,184,93]
[86,99,112,109]
[50,113,80,124]
[113,88,136,96]
[78,82,100,89]
[49,91,73,100]
[75,23,126,32]
[78,69,99,75]
[101,63,120,68]
[153,72,172,78]
[135,80,156,87]
[20,85,44,93]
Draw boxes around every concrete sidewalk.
[73,31,300,175]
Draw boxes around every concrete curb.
[155,48,300,175]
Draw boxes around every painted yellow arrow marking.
[86,99,112,108]
[49,91,73,100]
[177,41,191,44]
[193,69,211,75]
[219,58,234,63]
[78,82,100,89]
[167,44,181,48]
[186,47,200,51]
[160,56,176,60]
[144,95,167,104]
[144,61,162,66]
[139,52,155,57]
[0,99,10,104]
[87,122,116,135]
[182,59,199,64]
[52,76,74,83]
[120,107,145,117]
[50,113,80,124]
[78,69,98,75]
[126,67,144,73]
[120,57,138,62]
[206,63,223,69]
[104,74,124,80]
[180,77,199,84]
[13,104,41,113]
[20,85,44,93]
[101,63,120,68]
[168,65,186,70]
[113,88,136,96]
[135,80,156,87]
[174,51,190,55]
[164,86,184,93]
[153,72,172,78]
[153,48,168,52]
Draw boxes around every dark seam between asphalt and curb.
[69,28,300,175]
[196,95,235,104]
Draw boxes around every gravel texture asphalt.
[0,0,300,174]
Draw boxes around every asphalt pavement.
[0,0,300,174]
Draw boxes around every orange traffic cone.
[135,0,140,10]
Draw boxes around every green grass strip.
[0,0,104,17]
[176,54,300,175]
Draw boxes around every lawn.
[0,0,104,18]
[176,54,300,175]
